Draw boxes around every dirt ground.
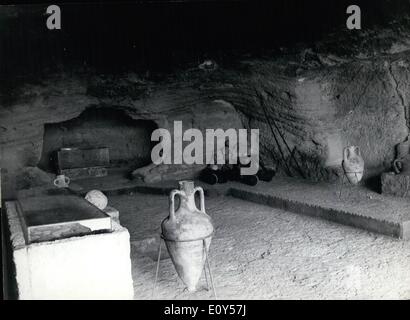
[109,192,410,300]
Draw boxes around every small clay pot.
[53,174,70,188]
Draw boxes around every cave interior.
[2,0,410,300]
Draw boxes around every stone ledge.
[229,188,405,239]
[227,179,410,240]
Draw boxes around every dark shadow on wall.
[1,203,18,300]
[1,0,409,79]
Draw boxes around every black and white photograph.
[1,0,410,305]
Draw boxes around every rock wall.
[2,22,410,198]
[38,107,157,170]
[228,54,410,182]
[0,75,244,198]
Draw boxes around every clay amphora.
[342,146,364,184]
[161,180,214,292]
[393,154,410,175]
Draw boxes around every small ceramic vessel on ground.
[53,174,70,188]
[342,146,364,184]
[161,180,214,292]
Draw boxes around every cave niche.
[38,106,158,173]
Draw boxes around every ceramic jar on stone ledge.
[342,146,364,184]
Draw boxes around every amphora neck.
[179,180,197,211]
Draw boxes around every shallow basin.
[17,194,112,244]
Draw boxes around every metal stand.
[338,171,361,199]
[152,234,217,299]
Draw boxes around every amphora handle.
[169,190,183,221]
[343,146,361,162]
[393,159,403,174]
[343,147,349,162]
[194,186,205,213]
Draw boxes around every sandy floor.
[109,192,410,300]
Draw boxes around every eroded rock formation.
[2,18,410,198]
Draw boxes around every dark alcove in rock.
[38,107,158,173]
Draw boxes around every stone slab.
[227,177,410,240]
[17,195,112,244]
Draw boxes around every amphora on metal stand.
[153,180,217,298]
[339,146,364,198]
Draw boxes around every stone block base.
[6,201,133,300]
[381,172,410,198]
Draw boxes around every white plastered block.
[6,201,134,300]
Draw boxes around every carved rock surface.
[2,21,410,197]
